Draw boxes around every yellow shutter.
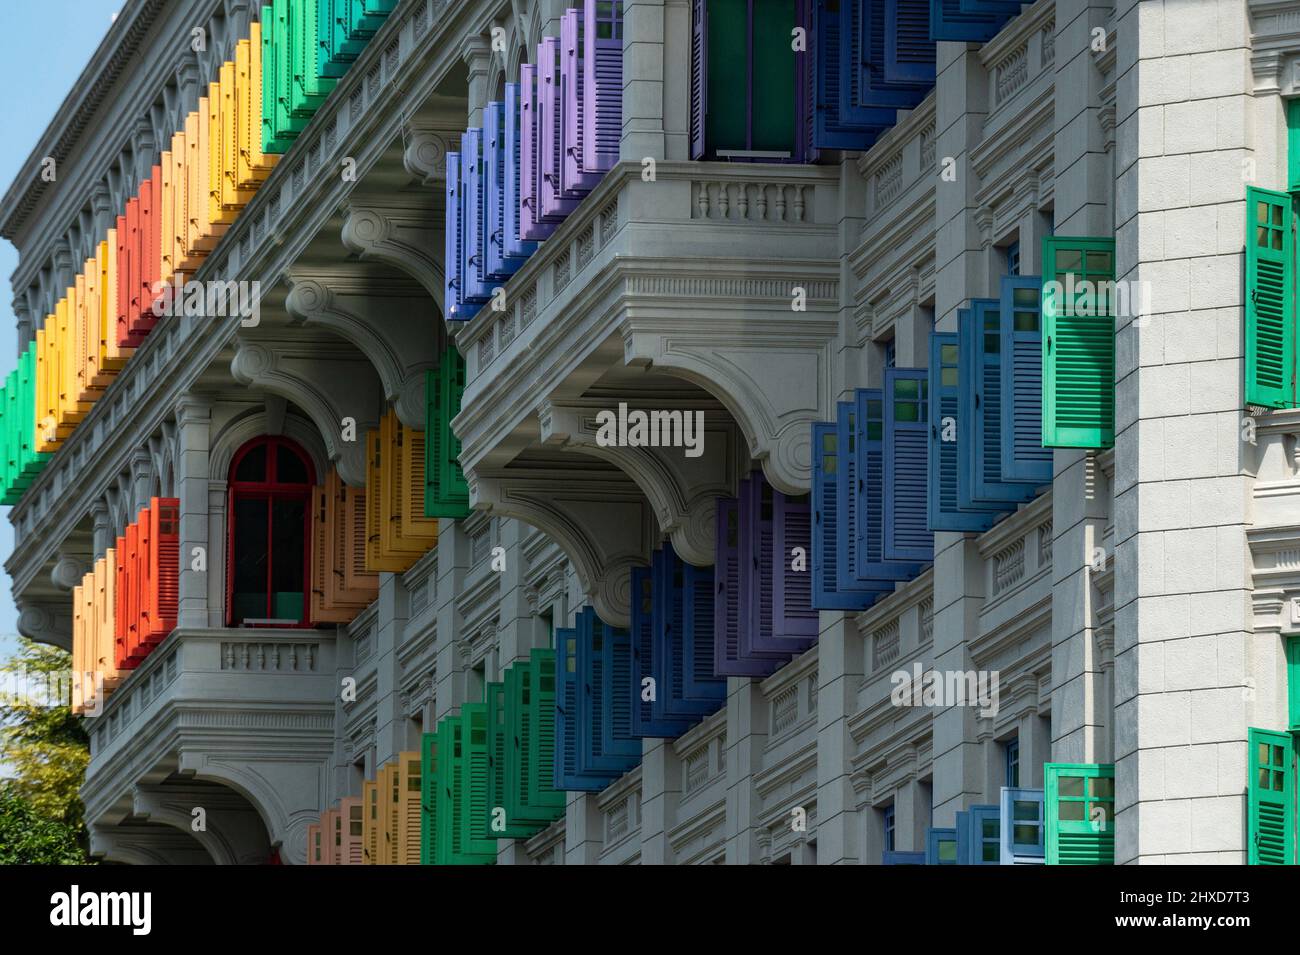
[102,233,133,373]
[238,31,278,189]
[71,582,86,715]
[362,778,378,864]
[399,422,438,543]
[397,751,422,864]
[366,428,408,571]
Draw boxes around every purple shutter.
[539,37,581,220]
[773,491,818,643]
[444,151,473,320]
[740,475,787,664]
[713,496,742,676]
[690,0,706,159]
[584,0,623,172]
[483,101,513,279]
[561,9,598,195]
[518,64,544,241]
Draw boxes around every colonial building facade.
[2,0,1298,865]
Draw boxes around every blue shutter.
[957,804,1001,864]
[999,786,1046,864]
[886,0,938,85]
[812,421,874,610]
[713,496,743,675]
[813,0,895,151]
[503,82,543,260]
[843,0,934,124]
[460,129,493,303]
[655,545,724,722]
[773,490,818,642]
[928,330,999,532]
[999,274,1053,484]
[930,0,1016,42]
[737,475,793,669]
[853,390,926,582]
[484,101,529,280]
[444,152,480,321]
[961,299,1040,507]
[554,623,611,791]
[882,849,925,864]
[599,612,641,763]
[576,607,640,779]
[631,564,694,738]
[882,367,933,562]
[681,557,726,707]
[925,826,957,864]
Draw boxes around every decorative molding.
[340,201,445,307]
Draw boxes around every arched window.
[226,435,315,627]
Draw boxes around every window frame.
[225,434,316,628]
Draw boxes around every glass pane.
[1014,310,1039,332]
[1273,230,1284,251]
[982,819,998,838]
[1086,250,1113,272]
[938,840,957,862]
[1013,823,1038,843]
[1012,799,1038,821]
[1258,200,1270,225]
[270,497,306,620]
[1055,248,1082,272]
[1058,801,1085,822]
[276,444,309,484]
[1088,802,1110,825]
[1013,287,1038,307]
[234,444,267,482]
[894,402,919,423]
[1273,744,1285,767]
[941,344,958,364]
[1058,775,1085,797]
[1090,776,1114,798]
[822,432,837,453]
[232,497,268,621]
[894,378,918,399]
[1258,767,1271,789]
[941,368,958,387]
[1258,742,1271,766]
[982,843,999,862]
[1274,770,1285,791]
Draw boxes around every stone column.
[622,0,691,162]
[174,397,212,629]
[814,614,862,863]
[723,678,768,863]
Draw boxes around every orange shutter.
[341,796,363,864]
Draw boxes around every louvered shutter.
[1248,728,1295,865]
[961,299,1038,507]
[886,0,937,84]
[928,331,998,532]
[682,559,725,707]
[690,0,707,159]
[420,734,438,864]
[584,0,623,173]
[444,151,480,321]
[1041,235,1116,447]
[812,421,867,609]
[539,37,580,220]
[955,803,1000,864]
[503,83,542,260]
[461,129,490,303]
[438,346,470,515]
[925,826,957,864]
[739,474,789,664]
[526,647,567,816]
[114,535,130,670]
[773,490,818,642]
[485,680,531,839]
[483,102,515,280]
[843,0,931,122]
[632,563,691,737]
[432,719,457,864]
[561,10,594,194]
[398,420,438,544]
[457,704,497,862]
[361,777,378,864]
[519,66,544,242]
[424,368,441,517]
[651,547,686,723]
[554,624,612,791]
[398,752,422,864]
[812,0,893,151]
[713,496,743,675]
[340,480,377,594]
[577,607,640,777]
[882,367,933,561]
[853,389,925,580]
[929,0,1016,43]
[600,617,641,762]
[1245,187,1297,409]
[1045,762,1115,865]
[999,274,1053,483]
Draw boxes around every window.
[1005,240,1020,276]
[882,803,895,852]
[692,0,800,161]
[226,435,315,626]
[883,339,896,369]
[1005,737,1020,788]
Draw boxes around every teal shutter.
[419,731,437,864]
[1041,236,1116,448]
[1289,636,1300,732]
[1248,726,1295,865]
[1289,99,1300,194]
[424,347,471,518]
[1244,186,1297,409]
[484,680,532,839]
[1045,762,1115,865]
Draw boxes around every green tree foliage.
[0,638,92,861]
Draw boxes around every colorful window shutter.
[653,545,724,722]
[928,0,1017,43]
[560,9,597,195]
[842,0,934,123]
[925,826,957,864]
[928,330,997,532]
[444,151,480,321]
[713,496,743,675]
[483,101,519,280]
[1044,762,1115,865]
[632,563,691,737]
[960,299,1039,507]
[503,82,543,258]
[539,37,579,220]
[518,65,548,242]
[812,0,894,151]
[734,474,790,669]
[599,616,641,763]
[882,849,925,864]
[689,0,707,159]
[576,607,640,776]
[460,128,491,303]
[773,489,818,642]
[882,366,933,561]
[583,0,623,173]
[1289,98,1300,193]
[999,274,1053,484]
[432,718,458,863]
[554,623,614,790]
[525,647,567,817]
[812,421,872,610]
[956,804,1000,865]
[852,389,925,583]
[885,0,937,84]
[456,704,497,863]
[438,347,469,511]
[682,558,725,706]
[419,732,437,864]
[1247,726,1295,865]
[998,786,1045,863]
[1244,186,1297,409]
[1041,235,1116,448]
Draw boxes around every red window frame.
[225,435,316,627]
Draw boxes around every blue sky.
[0,3,123,670]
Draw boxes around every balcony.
[82,628,338,864]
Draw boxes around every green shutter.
[1244,186,1297,409]
[1045,762,1114,865]
[1248,726,1295,865]
[484,679,533,839]
[1041,236,1116,448]
[1289,637,1300,733]
[458,702,497,862]
[424,349,470,518]
[419,731,436,864]
[433,716,458,864]
[527,647,566,817]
